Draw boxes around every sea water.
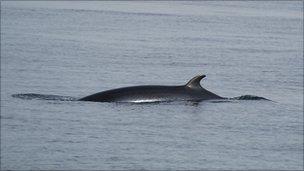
[1,1,303,170]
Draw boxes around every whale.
[11,74,269,102]
[79,75,224,103]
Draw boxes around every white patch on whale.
[131,99,161,103]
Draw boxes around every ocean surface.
[1,1,303,170]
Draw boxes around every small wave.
[208,99,235,103]
[230,95,270,101]
[12,93,77,101]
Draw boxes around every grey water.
[1,1,303,170]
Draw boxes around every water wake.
[11,93,77,101]
[230,95,270,101]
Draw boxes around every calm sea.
[1,1,303,170]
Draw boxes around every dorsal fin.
[185,75,206,89]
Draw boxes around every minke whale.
[79,75,224,103]
[11,74,269,102]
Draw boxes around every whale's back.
[79,75,223,103]
[79,85,192,103]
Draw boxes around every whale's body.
[79,75,224,103]
[11,75,269,102]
